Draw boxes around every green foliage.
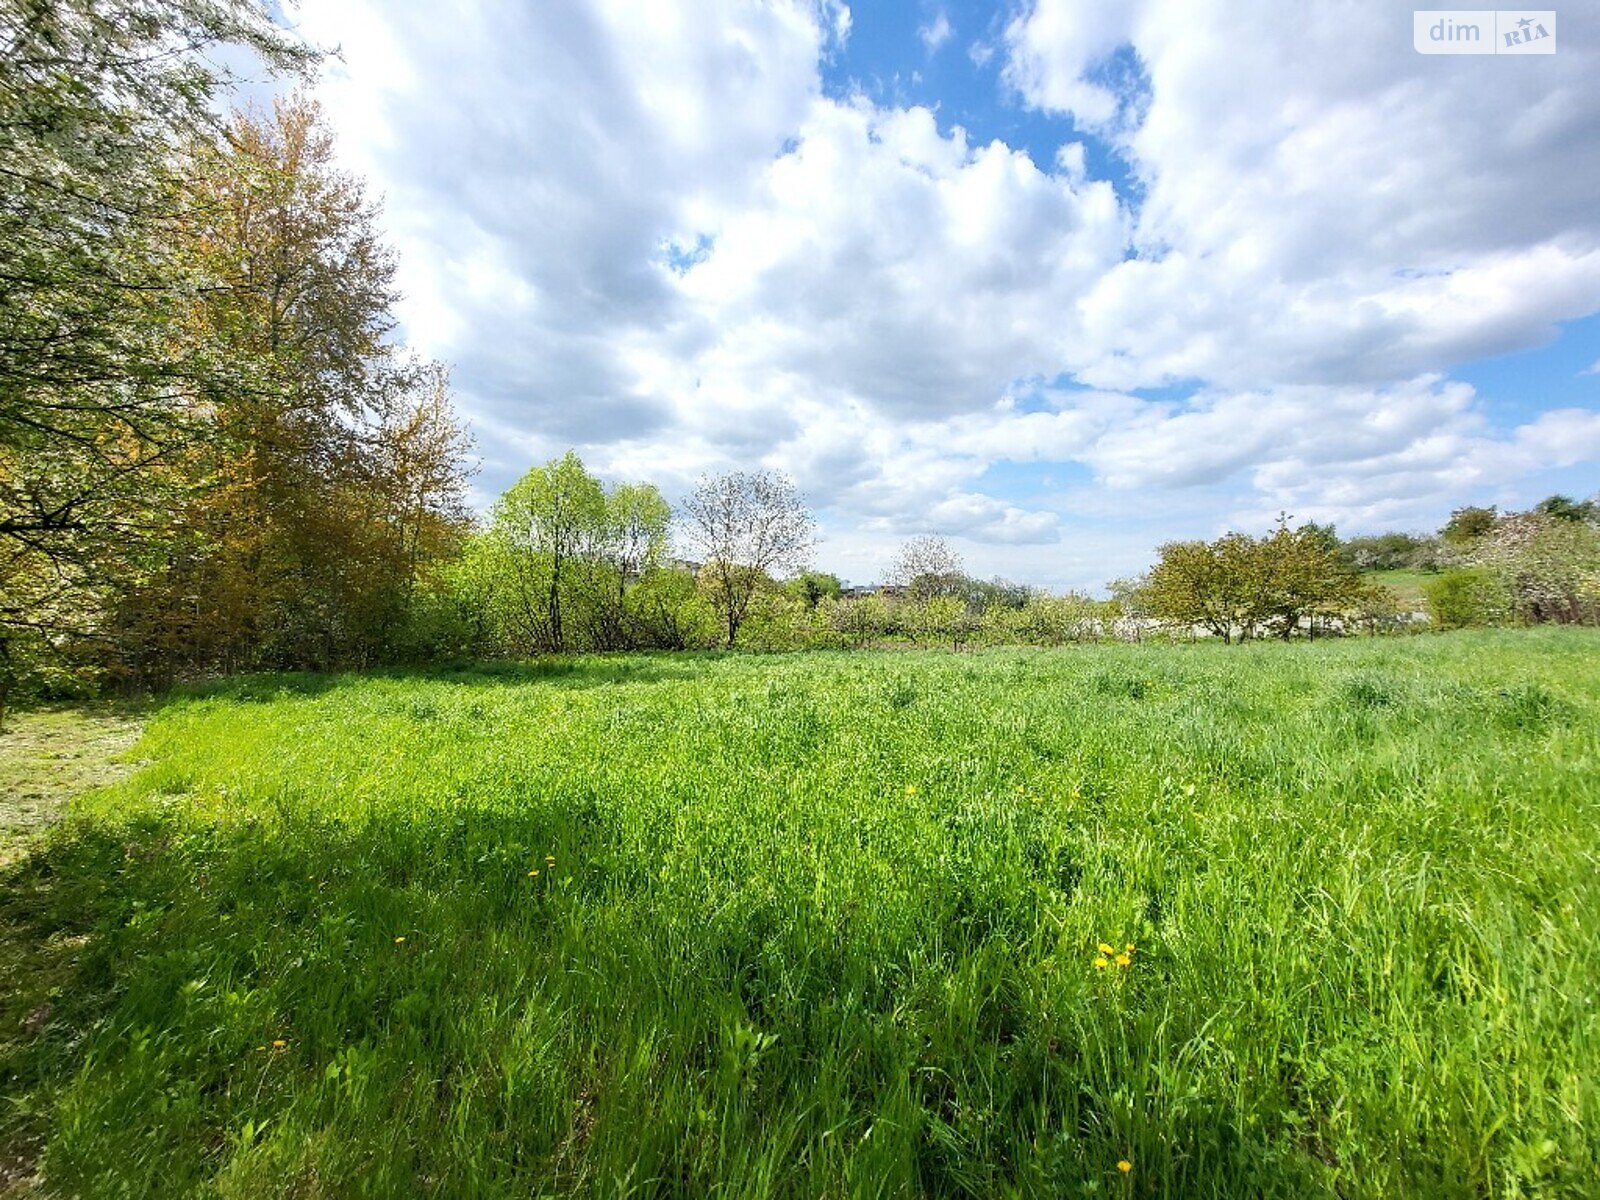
[731,584,815,651]
[785,571,843,609]
[980,592,1118,644]
[1534,494,1598,524]
[2,24,471,692]
[115,101,473,681]
[1141,522,1362,642]
[823,593,890,647]
[1423,568,1505,629]
[623,567,718,651]
[1470,512,1600,625]
[488,451,611,653]
[4,632,1600,1195]
[477,453,676,653]
[1339,531,1441,572]
[0,0,310,689]
[1346,581,1413,635]
[903,595,976,648]
[1441,505,1498,545]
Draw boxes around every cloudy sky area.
[278,0,1600,590]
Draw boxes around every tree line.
[2,1,476,714]
[418,452,1127,659]
[1119,496,1600,641]
[4,2,1595,719]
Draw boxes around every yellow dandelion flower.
[1093,956,1109,969]
[1115,952,1131,967]
[255,1045,266,1052]
[394,936,406,945]
[1098,942,1115,955]
[271,1039,286,1049]
[528,869,539,877]
[1118,1159,1132,1174]
[1125,943,1135,952]
[905,784,918,796]
[545,855,556,864]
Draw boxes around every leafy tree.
[110,98,469,678]
[1260,520,1362,639]
[1142,535,1257,643]
[736,587,819,652]
[0,0,308,687]
[489,452,609,653]
[1442,505,1498,545]
[474,454,679,654]
[825,593,889,648]
[681,471,814,647]
[906,595,976,649]
[1347,582,1410,636]
[982,593,1109,645]
[374,367,477,613]
[786,571,843,609]
[592,482,671,648]
[1534,494,1598,524]
[1298,520,1341,556]
[1142,522,1360,642]
[623,567,715,650]
[608,484,672,585]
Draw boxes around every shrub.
[1471,512,1600,625]
[1423,568,1505,629]
[823,595,890,648]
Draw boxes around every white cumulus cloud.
[273,0,1600,589]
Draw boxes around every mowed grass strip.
[2,630,1597,1197]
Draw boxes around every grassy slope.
[1363,569,1438,609]
[2,631,1598,1197]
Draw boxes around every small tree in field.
[908,595,975,649]
[681,471,814,647]
[1259,520,1362,639]
[490,452,608,652]
[1142,536,1256,642]
[1142,521,1361,642]
[890,536,965,601]
[1442,505,1497,546]
[827,594,889,648]
[1423,568,1504,630]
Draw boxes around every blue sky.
[818,1,1141,197]
[288,0,1600,590]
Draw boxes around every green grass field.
[3,631,1598,1197]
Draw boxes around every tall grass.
[3,630,1598,1196]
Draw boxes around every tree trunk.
[0,636,11,733]
[549,545,563,651]
[548,577,562,652]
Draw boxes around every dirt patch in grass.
[0,710,143,866]
[0,709,143,1194]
